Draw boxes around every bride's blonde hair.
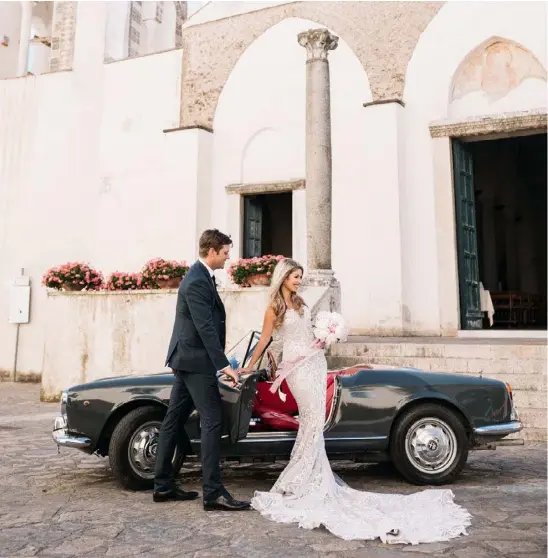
[268,258,306,330]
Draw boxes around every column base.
[303,269,341,313]
[304,269,337,287]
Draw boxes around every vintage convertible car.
[52,331,523,490]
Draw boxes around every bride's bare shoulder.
[264,305,277,322]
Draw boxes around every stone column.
[17,1,33,77]
[298,28,338,280]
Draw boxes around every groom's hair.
[199,229,232,257]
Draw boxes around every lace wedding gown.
[251,307,472,544]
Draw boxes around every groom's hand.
[223,367,240,386]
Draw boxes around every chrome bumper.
[52,415,91,449]
[473,420,523,437]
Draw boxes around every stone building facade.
[0,1,546,384]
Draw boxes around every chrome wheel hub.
[128,421,161,479]
[405,417,457,475]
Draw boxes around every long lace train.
[251,308,472,544]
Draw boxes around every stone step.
[330,340,547,361]
[329,357,546,392]
[513,390,547,409]
[517,408,546,429]
[506,428,545,442]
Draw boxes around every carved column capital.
[298,28,338,61]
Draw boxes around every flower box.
[227,255,285,287]
[42,262,104,291]
[141,258,189,289]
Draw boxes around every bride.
[240,258,471,544]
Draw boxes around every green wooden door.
[452,139,482,330]
[243,196,262,258]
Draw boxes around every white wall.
[40,284,331,399]
[211,17,374,332]
[0,48,196,380]
[105,1,180,61]
[405,1,547,121]
[400,0,547,335]
[0,2,22,79]
[104,1,130,61]
[155,1,177,52]
[28,1,53,76]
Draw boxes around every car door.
[219,372,261,443]
[219,331,270,443]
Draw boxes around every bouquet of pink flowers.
[312,311,349,348]
[270,311,348,398]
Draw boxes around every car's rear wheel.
[108,406,184,490]
[390,403,469,485]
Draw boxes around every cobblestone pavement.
[0,384,546,558]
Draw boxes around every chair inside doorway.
[453,133,547,330]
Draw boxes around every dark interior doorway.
[243,192,292,258]
[453,132,547,330]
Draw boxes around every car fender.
[393,391,473,430]
[97,394,169,450]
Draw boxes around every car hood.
[67,372,174,392]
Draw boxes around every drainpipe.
[11,268,28,382]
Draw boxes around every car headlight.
[60,391,68,417]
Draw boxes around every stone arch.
[211,16,372,188]
[209,15,375,292]
[180,2,441,128]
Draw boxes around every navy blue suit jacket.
[165,261,229,373]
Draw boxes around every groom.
[153,229,250,511]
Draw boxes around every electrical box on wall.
[9,276,31,324]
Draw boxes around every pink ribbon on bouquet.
[269,338,326,395]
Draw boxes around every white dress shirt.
[199,259,229,374]
[199,258,215,278]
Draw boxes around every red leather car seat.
[253,380,299,431]
[253,365,366,431]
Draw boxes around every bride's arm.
[243,306,276,371]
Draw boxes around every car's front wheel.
[108,405,183,490]
[390,403,469,485]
